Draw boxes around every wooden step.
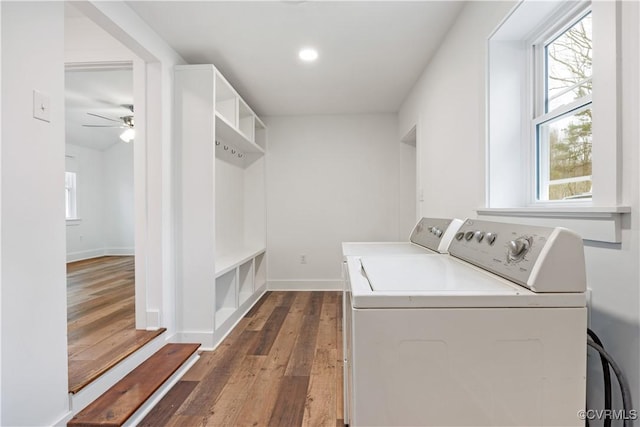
[68,343,200,427]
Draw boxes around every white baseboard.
[66,248,134,263]
[104,247,135,256]
[54,410,74,427]
[267,280,343,291]
[66,249,104,263]
[174,285,267,351]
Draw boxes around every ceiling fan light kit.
[120,128,135,143]
[83,107,135,143]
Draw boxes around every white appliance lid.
[341,242,432,257]
[360,255,523,294]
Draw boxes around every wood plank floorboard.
[67,256,165,394]
[142,291,343,426]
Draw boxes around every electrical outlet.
[300,254,307,264]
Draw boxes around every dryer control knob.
[507,237,531,261]
[464,231,475,241]
[435,228,443,237]
[486,232,497,245]
[475,231,484,242]
[455,232,465,241]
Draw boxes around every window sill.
[476,206,630,243]
[66,218,82,226]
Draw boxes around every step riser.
[123,352,200,427]
[69,343,201,426]
[70,333,167,414]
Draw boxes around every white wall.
[1,2,69,425]
[103,141,135,254]
[399,0,640,419]
[0,1,183,424]
[265,114,400,289]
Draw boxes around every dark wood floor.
[67,256,164,394]
[140,291,344,427]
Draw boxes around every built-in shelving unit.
[175,64,267,349]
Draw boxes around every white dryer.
[343,219,587,426]
[342,217,463,258]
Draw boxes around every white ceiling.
[127,1,465,116]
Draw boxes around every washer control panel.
[449,219,586,293]
[410,217,463,253]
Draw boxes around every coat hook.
[224,145,229,151]
[215,140,220,146]
[238,153,243,158]
[232,149,236,154]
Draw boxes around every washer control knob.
[475,231,484,242]
[464,231,475,241]
[435,228,443,237]
[455,232,465,241]
[486,232,497,245]
[507,237,531,261]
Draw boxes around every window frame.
[65,171,78,221]
[529,5,593,204]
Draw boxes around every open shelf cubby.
[215,72,237,128]
[238,99,255,142]
[238,260,254,305]
[215,269,237,328]
[255,252,266,289]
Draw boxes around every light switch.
[33,90,50,123]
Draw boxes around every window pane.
[537,107,592,201]
[546,13,592,112]
[65,171,77,219]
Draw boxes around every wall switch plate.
[33,90,50,122]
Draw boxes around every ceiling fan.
[82,104,135,142]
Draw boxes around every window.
[484,1,628,243]
[534,11,592,201]
[65,171,78,220]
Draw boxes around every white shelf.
[216,113,265,155]
[215,247,266,277]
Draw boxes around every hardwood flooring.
[67,256,165,394]
[141,291,344,427]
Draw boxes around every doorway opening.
[399,125,418,237]
[64,3,162,394]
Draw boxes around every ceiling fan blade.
[86,112,122,123]
[82,124,125,128]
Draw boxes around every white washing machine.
[343,219,587,426]
[342,217,463,258]
[341,217,463,424]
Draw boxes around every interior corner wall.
[1,2,69,425]
[398,0,640,417]
[264,114,400,290]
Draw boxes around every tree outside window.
[537,12,592,201]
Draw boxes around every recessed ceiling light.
[299,48,318,62]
